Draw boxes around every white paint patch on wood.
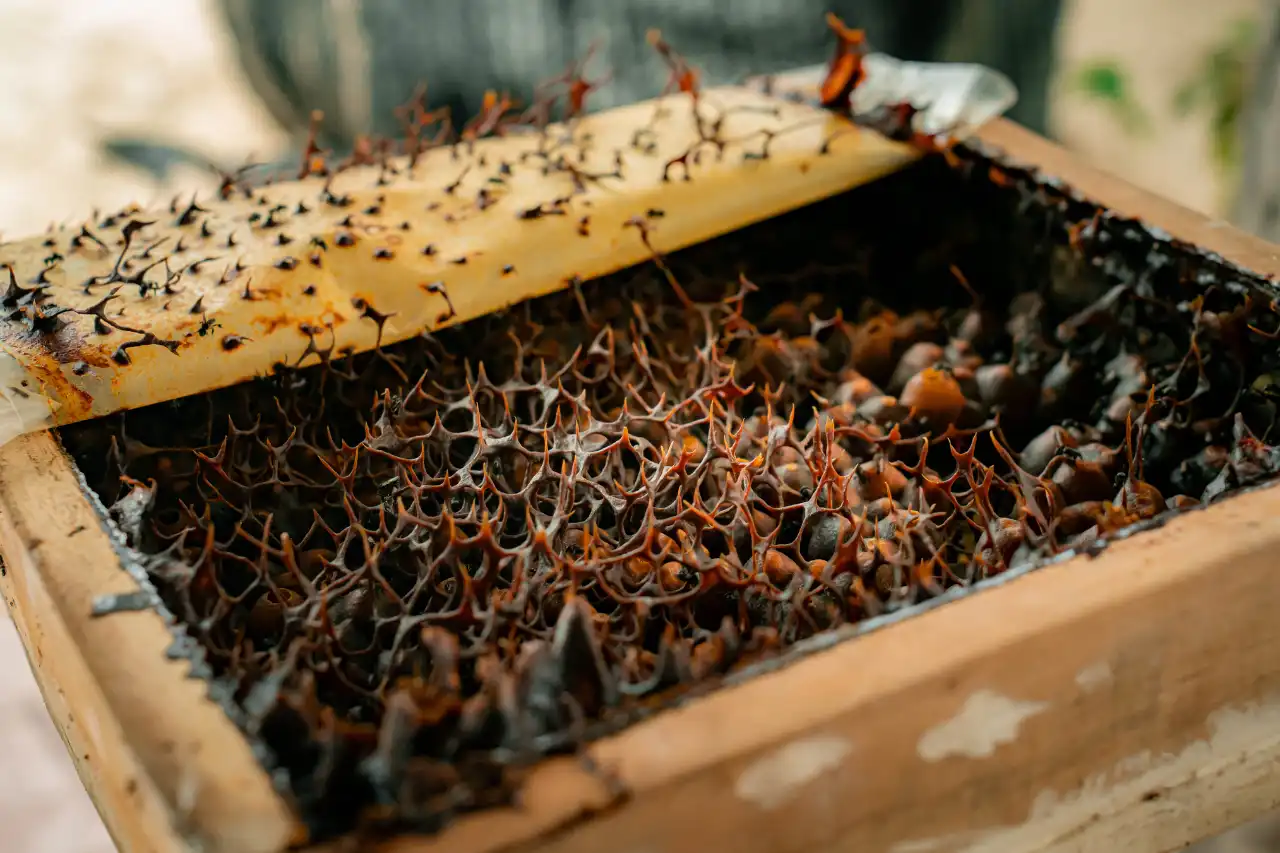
[734,733,852,810]
[917,690,1050,762]
[924,699,1280,853]
[1074,661,1114,693]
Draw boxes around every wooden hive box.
[2,80,1280,853]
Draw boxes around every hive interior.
[59,146,1280,841]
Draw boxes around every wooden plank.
[0,85,917,444]
[978,119,1280,274]
[0,433,296,853]
[1,119,1278,853]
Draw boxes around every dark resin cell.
[59,145,1280,842]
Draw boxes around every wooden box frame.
[3,119,1280,853]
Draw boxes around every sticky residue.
[1074,661,1113,693]
[917,690,1050,762]
[734,734,852,810]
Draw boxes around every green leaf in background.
[1076,62,1126,102]
[1071,59,1152,136]
[1172,16,1259,174]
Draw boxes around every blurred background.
[0,0,1276,850]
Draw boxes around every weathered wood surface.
[1,118,1279,853]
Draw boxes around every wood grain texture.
[1,119,1279,853]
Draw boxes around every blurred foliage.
[1070,16,1260,178]
[1172,17,1258,173]
[1070,60,1151,135]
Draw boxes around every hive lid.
[0,55,1015,446]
